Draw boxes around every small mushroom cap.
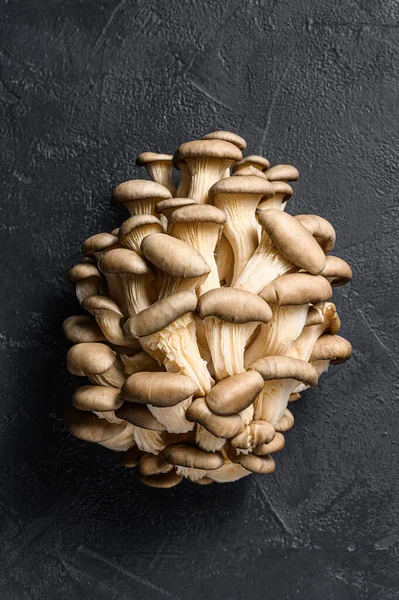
[100,248,152,276]
[264,164,299,181]
[139,471,183,488]
[141,233,211,278]
[115,402,166,431]
[206,371,265,416]
[260,273,332,306]
[270,180,294,198]
[169,204,227,225]
[118,215,163,241]
[122,445,144,467]
[295,214,336,253]
[122,372,198,407]
[229,420,275,449]
[68,262,102,283]
[257,209,326,274]
[174,139,242,163]
[65,407,126,442]
[253,432,285,456]
[138,453,172,476]
[248,356,318,387]
[121,351,162,375]
[209,175,274,199]
[227,448,276,474]
[310,334,353,364]
[232,155,270,172]
[82,295,124,316]
[233,166,268,179]
[67,343,116,376]
[197,288,272,324]
[136,152,173,166]
[320,255,353,287]
[73,385,123,412]
[162,443,225,470]
[202,130,247,150]
[124,291,198,338]
[155,197,198,216]
[62,315,105,344]
[112,179,172,205]
[185,397,244,439]
[82,233,118,257]
[275,409,294,432]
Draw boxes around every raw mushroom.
[139,471,183,489]
[68,263,104,304]
[112,179,171,216]
[202,131,247,178]
[295,214,336,253]
[136,152,176,195]
[66,342,126,388]
[62,315,106,344]
[118,215,163,254]
[320,255,353,286]
[256,181,293,211]
[64,406,127,443]
[264,164,299,182]
[82,295,133,347]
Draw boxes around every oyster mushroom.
[226,445,276,474]
[205,370,265,416]
[118,215,163,254]
[62,315,106,344]
[66,342,126,388]
[138,452,173,477]
[112,179,171,216]
[232,155,270,175]
[64,407,127,443]
[139,471,183,488]
[136,152,176,195]
[72,385,123,412]
[264,164,299,182]
[162,443,225,483]
[256,181,293,211]
[186,397,244,439]
[320,255,353,287]
[121,350,163,376]
[228,420,275,452]
[295,214,336,253]
[68,263,104,305]
[202,131,247,178]
[253,431,285,456]
[82,295,133,347]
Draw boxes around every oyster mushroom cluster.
[63,130,353,488]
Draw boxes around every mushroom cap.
[113,179,172,205]
[253,432,285,456]
[65,407,126,442]
[320,255,353,287]
[227,448,276,474]
[82,233,118,257]
[67,342,116,376]
[295,214,336,253]
[118,215,163,241]
[248,356,319,387]
[82,295,124,316]
[141,233,211,278]
[260,273,332,306]
[162,443,224,470]
[111,227,120,236]
[233,166,268,179]
[310,334,353,364]
[124,291,198,338]
[275,409,295,432]
[155,197,198,216]
[122,372,198,407]
[138,453,172,476]
[270,180,294,198]
[115,403,166,431]
[257,209,326,274]
[206,371,265,416]
[264,164,299,181]
[73,385,123,412]
[68,262,102,283]
[139,471,183,488]
[174,139,242,164]
[197,288,272,324]
[185,397,244,439]
[169,204,227,225]
[122,445,143,467]
[100,248,152,276]
[121,351,162,375]
[232,155,270,172]
[136,152,173,166]
[62,315,105,344]
[229,420,275,449]
[202,130,247,150]
[209,175,274,199]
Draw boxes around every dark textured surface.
[1,0,398,598]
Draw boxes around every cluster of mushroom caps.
[63,130,353,488]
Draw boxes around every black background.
[1,1,398,598]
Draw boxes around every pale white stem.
[187,158,233,204]
[254,378,298,425]
[146,164,176,195]
[121,274,152,316]
[99,423,136,451]
[130,426,165,454]
[148,398,195,434]
[208,461,251,482]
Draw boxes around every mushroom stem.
[187,158,236,204]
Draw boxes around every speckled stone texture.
[1,0,398,598]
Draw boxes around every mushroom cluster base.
[64,130,353,488]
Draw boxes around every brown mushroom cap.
[112,179,171,206]
[68,262,102,283]
[62,315,106,344]
[141,233,210,278]
[197,288,272,324]
[320,255,353,287]
[124,291,197,339]
[229,420,275,449]
[185,397,244,439]
[100,248,152,276]
[232,155,270,172]
[275,409,294,432]
[122,445,143,467]
[65,407,126,443]
[72,385,123,412]
[295,214,336,253]
[257,181,294,206]
[264,164,299,181]
[253,432,285,456]
[260,273,332,306]
[194,477,214,485]
[67,343,116,376]
[139,471,183,488]
[310,334,353,364]
[136,152,173,166]
[257,209,326,275]
[227,448,276,474]
[155,197,198,217]
[122,372,198,407]
[115,402,166,431]
[202,130,247,150]
[82,233,118,257]
[169,204,227,225]
[138,452,172,476]
[162,443,224,470]
[82,295,124,316]
[248,356,318,387]
[174,139,242,164]
[118,215,163,244]
[233,166,268,179]
[205,371,265,416]
[209,174,274,199]
[121,351,162,375]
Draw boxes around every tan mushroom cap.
[227,448,276,474]
[112,179,171,206]
[275,409,294,432]
[174,139,242,164]
[197,288,272,324]
[62,315,106,344]
[253,432,285,456]
[68,262,102,283]
[82,295,124,316]
[206,371,265,416]
[295,214,336,253]
[121,351,162,375]
[136,152,173,166]
[194,477,214,485]
[260,273,332,306]
[229,420,275,449]
[115,402,165,431]
[233,166,268,179]
[122,445,143,468]
[67,343,116,376]
[138,453,172,476]
[248,356,318,387]
[124,291,197,339]
[141,233,211,278]
[162,443,224,470]
[82,233,118,257]
[118,214,163,242]
[111,227,120,236]
[100,248,152,276]
[65,407,126,443]
[320,255,353,287]
[202,130,247,150]
[257,209,326,274]
[169,204,227,225]
[139,471,183,488]
[310,334,353,364]
[264,164,299,181]
[72,385,123,412]
[185,397,244,439]
[232,155,270,172]
[258,180,294,206]
[209,174,274,199]
[122,372,198,407]
[155,197,198,217]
